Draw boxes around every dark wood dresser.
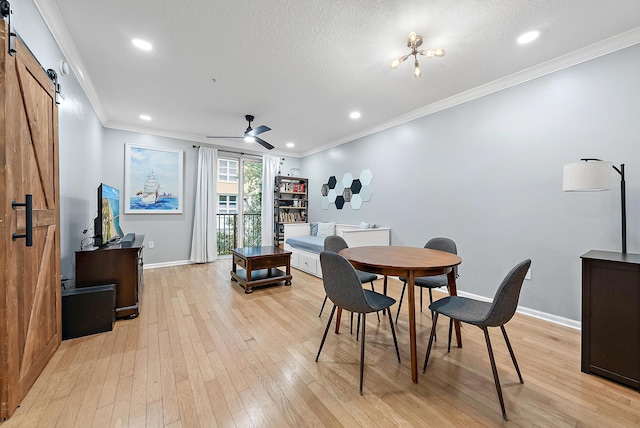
[75,235,144,318]
[581,250,640,389]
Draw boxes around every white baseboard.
[144,260,193,269]
[455,290,581,331]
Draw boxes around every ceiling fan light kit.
[390,31,445,79]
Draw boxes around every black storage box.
[62,284,116,340]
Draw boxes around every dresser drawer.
[290,252,299,268]
[298,253,318,275]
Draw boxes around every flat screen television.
[94,183,124,247]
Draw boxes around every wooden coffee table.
[231,246,293,293]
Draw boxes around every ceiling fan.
[207,114,274,150]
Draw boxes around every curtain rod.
[192,145,254,157]
[192,146,284,162]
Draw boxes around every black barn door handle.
[12,194,33,247]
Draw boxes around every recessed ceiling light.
[139,114,151,121]
[350,111,361,119]
[286,142,295,148]
[132,38,153,51]
[517,31,540,44]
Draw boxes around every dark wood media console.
[75,235,144,318]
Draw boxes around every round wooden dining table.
[339,246,462,383]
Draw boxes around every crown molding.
[302,27,640,157]
[33,0,108,125]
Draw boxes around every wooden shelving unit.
[274,176,308,247]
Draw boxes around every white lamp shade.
[563,160,613,191]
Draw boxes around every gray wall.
[14,0,104,283]
[302,43,640,322]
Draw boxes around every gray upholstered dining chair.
[422,259,531,421]
[395,237,458,324]
[315,250,401,395]
[319,235,380,326]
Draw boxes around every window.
[219,159,238,182]
[218,195,237,214]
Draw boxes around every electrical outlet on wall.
[525,268,531,280]
[149,241,155,249]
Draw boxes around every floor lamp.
[563,158,626,253]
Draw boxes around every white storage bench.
[283,223,390,278]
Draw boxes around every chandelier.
[390,32,445,78]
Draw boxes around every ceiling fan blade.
[255,136,274,150]
[206,136,243,139]
[247,125,271,137]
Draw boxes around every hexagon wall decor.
[343,188,352,202]
[342,173,353,188]
[322,170,374,209]
[328,189,337,203]
[351,194,363,209]
[360,169,373,186]
[328,176,337,189]
[351,179,362,194]
[360,185,372,202]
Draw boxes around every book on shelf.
[278,211,306,222]
[278,182,306,193]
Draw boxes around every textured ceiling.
[37,0,640,156]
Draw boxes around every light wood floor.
[2,259,640,427]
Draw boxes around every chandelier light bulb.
[414,59,422,78]
[408,31,417,43]
[390,58,400,69]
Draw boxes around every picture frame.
[124,144,184,214]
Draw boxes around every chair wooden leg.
[423,312,439,373]
[483,327,508,421]
[319,295,328,317]
[395,282,407,323]
[359,313,366,395]
[500,325,523,383]
[387,305,401,363]
[316,305,337,362]
[447,318,453,353]
[370,282,381,322]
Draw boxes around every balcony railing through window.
[216,213,262,255]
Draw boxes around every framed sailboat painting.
[124,144,184,214]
